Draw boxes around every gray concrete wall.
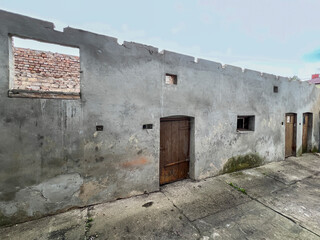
[1,10,320,226]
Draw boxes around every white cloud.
[297,63,320,80]
[197,0,320,41]
[231,60,295,77]
[8,6,315,80]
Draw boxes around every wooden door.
[160,117,190,185]
[302,113,312,153]
[302,114,309,153]
[285,114,296,157]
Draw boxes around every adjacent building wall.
[0,10,320,226]
[13,47,80,92]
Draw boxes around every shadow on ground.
[0,153,319,240]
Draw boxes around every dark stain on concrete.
[37,135,44,147]
[95,157,104,162]
[37,135,44,140]
[4,117,12,123]
[48,226,77,240]
[142,201,153,208]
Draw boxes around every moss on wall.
[297,146,302,157]
[0,209,28,227]
[0,212,13,227]
[221,153,264,174]
[0,208,45,227]
[312,146,318,153]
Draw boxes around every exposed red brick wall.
[13,47,80,93]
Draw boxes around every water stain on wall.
[122,157,149,168]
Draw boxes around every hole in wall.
[143,124,153,129]
[96,125,104,131]
[165,74,177,85]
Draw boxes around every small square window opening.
[96,125,104,131]
[237,115,255,131]
[273,86,278,93]
[165,74,177,85]
[143,124,153,129]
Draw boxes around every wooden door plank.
[302,114,308,153]
[285,114,293,157]
[178,120,190,179]
[160,121,171,168]
[285,114,296,157]
[171,121,180,166]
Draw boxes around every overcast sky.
[1,0,320,80]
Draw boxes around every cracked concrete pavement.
[0,153,319,240]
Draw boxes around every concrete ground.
[0,154,319,240]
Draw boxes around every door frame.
[159,116,195,185]
[285,113,297,157]
[302,112,313,153]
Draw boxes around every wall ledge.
[8,89,80,100]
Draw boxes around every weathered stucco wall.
[0,10,320,226]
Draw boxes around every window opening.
[143,124,153,129]
[237,115,255,131]
[165,74,177,85]
[9,36,80,99]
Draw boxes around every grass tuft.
[228,182,247,194]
